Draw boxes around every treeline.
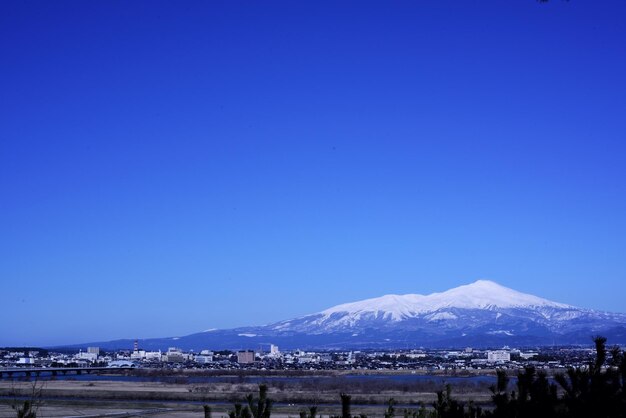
[223,337,625,418]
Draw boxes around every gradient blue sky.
[1,1,625,347]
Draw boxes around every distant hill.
[63,280,626,351]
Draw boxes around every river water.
[6,371,497,386]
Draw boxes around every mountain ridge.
[60,280,626,351]
[322,280,573,315]
[279,280,574,328]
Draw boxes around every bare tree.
[11,377,45,418]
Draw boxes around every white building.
[487,350,511,362]
[195,350,213,363]
[130,350,147,360]
[145,351,162,360]
[405,353,426,359]
[76,351,98,362]
[298,355,319,364]
[163,347,185,363]
[520,352,538,360]
[270,345,280,356]
[237,351,255,364]
[196,354,213,364]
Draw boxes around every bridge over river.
[0,366,134,378]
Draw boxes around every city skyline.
[1,1,626,347]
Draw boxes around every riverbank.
[0,371,499,418]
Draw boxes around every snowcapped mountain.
[269,280,577,333]
[76,280,626,351]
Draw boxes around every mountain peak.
[430,279,571,310]
[260,279,602,339]
[468,279,503,287]
[317,279,572,322]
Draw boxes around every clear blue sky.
[1,1,625,347]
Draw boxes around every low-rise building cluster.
[1,341,613,372]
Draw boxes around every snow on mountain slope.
[268,279,612,334]
[320,280,571,319]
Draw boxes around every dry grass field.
[0,372,497,418]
